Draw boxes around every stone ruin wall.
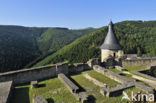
[122,57,156,67]
[0,59,98,103]
[0,61,94,85]
[1,58,156,103]
[0,57,156,85]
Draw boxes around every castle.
[101,21,124,68]
[101,21,124,62]
[0,21,156,103]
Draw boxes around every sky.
[0,0,156,29]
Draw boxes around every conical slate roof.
[101,21,122,50]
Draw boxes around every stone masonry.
[58,73,79,93]
[33,95,48,103]
[93,65,155,97]
[58,73,88,103]
[100,83,134,97]
[0,81,13,103]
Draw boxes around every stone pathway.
[122,71,156,89]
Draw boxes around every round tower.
[101,21,124,63]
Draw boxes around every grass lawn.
[11,78,79,103]
[124,66,146,71]
[11,70,151,103]
[82,70,119,88]
[109,68,121,73]
[71,73,124,103]
[71,72,145,103]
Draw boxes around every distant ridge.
[0,26,94,72]
[33,20,156,67]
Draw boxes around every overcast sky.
[0,0,156,29]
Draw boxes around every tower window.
[113,53,116,57]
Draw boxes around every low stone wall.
[74,92,88,103]
[87,58,100,68]
[100,83,134,97]
[33,95,48,103]
[0,58,98,85]
[132,64,156,81]
[0,62,68,84]
[58,73,88,103]
[69,63,90,74]
[0,81,13,103]
[92,65,155,95]
[58,73,79,93]
[122,58,156,67]
[0,61,92,85]
[93,65,133,84]
[135,83,154,94]
[115,66,126,71]
[83,72,135,97]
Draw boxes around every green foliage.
[0,26,46,72]
[124,66,146,71]
[34,21,156,67]
[1,20,156,72]
[0,26,94,72]
[37,28,94,53]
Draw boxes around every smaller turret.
[101,21,124,67]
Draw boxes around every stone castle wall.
[0,64,58,84]
[101,49,124,62]
[0,62,91,85]
[122,57,156,67]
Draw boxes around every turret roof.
[101,21,122,50]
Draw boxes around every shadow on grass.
[87,95,96,103]
[11,87,30,103]
[38,84,46,88]
[68,76,85,92]
[47,98,54,103]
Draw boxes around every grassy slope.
[34,20,156,67]
[33,27,105,67]
[37,28,95,53]
[25,28,94,68]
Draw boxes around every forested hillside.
[33,21,156,67]
[0,26,94,72]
